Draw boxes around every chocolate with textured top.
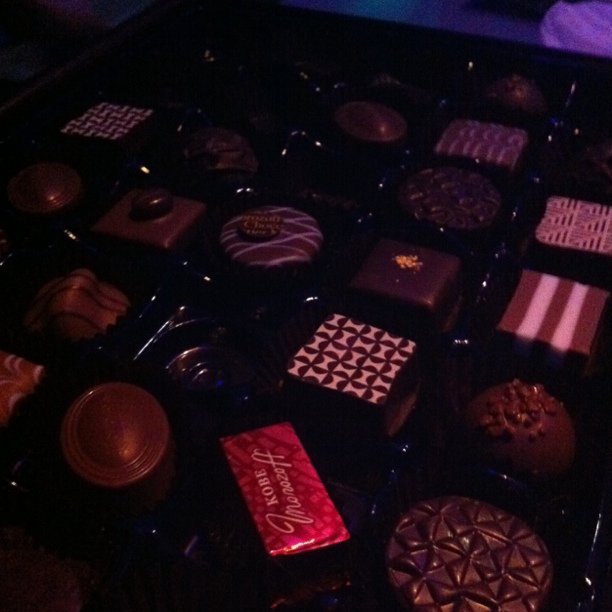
[398,166,501,231]
[434,119,529,173]
[61,102,153,142]
[466,379,575,477]
[7,162,83,216]
[348,239,462,333]
[220,205,323,269]
[23,268,130,342]
[535,195,612,256]
[286,313,418,437]
[0,350,45,427]
[334,100,407,146]
[386,496,553,611]
[496,269,609,372]
[484,74,548,116]
[61,382,174,510]
[92,188,206,251]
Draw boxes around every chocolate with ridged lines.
[398,166,501,231]
[23,268,130,342]
[386,496,553,611]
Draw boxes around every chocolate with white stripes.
[496,269,609,372]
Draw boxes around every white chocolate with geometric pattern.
[61,102,153,141]
[535,195,612,256]
[287,313,416,407]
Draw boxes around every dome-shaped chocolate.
[7,162,83,216]
[334,100,407,146]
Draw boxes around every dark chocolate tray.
[1,2,612,611]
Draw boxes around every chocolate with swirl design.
[386,496,553,611]
[397,166,501,231]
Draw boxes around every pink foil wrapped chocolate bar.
[220,422,350,556]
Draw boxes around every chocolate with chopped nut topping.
[465,379,575,478]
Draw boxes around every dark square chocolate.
[348,239,462,335]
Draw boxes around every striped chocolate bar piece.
[434,118,528,172]
[496,269,609,368]
[535,195,612,256]
[220,422,350,556]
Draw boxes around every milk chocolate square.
[92,188,206,252]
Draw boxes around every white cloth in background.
[540,1,612,58]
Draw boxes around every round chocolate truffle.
[398,166,501,231]
[219,205,323,269]
[465,379,575,478]
[60,382,174,511]
[484,73,548,117]
[334,100,407,146]
[386,496,553,611]
[7,162,83,216]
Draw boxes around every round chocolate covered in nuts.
[386,496,553,611]
[398,166,501,231]
[465,379,575,478]
[484,73,548,117]
[7,162,83,216]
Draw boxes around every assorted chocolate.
[0,3,611,611]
